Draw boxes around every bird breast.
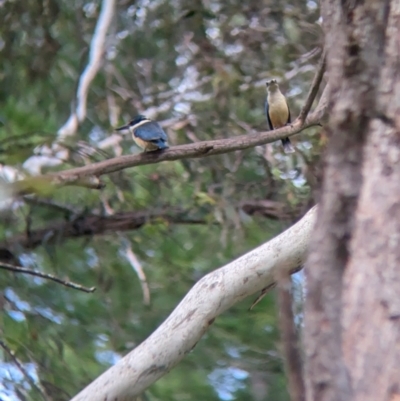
[268,92,289,129]
[132,135,159,151]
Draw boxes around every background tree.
[0,0,325,400]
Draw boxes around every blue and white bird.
[116,115,169,152]
[265,80,295,154]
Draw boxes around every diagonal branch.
[70,206,317,401]
[298,51,326,124]
[0,339,50,401]
[0,262,95,292]
[15,110,324,194]
[58,0,116,138]
[23,0,116,174]
[122,240,151,305]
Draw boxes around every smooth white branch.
[59,0,116,138]
[23,0,116,175]
[71,206,317,401]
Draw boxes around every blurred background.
[0,0,324,399]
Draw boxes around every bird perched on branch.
[116,115,169,152]
[265,79,295,153]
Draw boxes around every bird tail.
[281,137,295,154]
[155,140,169,150]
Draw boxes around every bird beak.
[115,124,130,131]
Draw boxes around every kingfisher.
[265,79,295,153]
[116,115,169,152]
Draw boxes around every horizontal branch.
[54,117,318,181]
[0,209,205,255]
[71,206,317,401]
[14,111,323,193]
[0,199,303,258]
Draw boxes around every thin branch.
[298,51,326,124]
[249,265,303,310]
[58,0,116,138]
[22,0,116,175]
[249,282,276,310]
[0,262,96,292]
[123,240,151,306]
[16,114,322,195]
[0,339,50,401]
[13,91,329,194]
[70,206,317,401]
[12,91,330,196]
[277,273,305,401]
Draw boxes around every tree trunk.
[304,1,399,401]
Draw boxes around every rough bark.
[342,2,400,400]
[304,1,394,401]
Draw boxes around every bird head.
[116,115,150,131]
[266,79,279,93]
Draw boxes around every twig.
[249,282,276,310]
[0,339,50,401]
[249,265,303,310]
[298,51,326,124]
[123,240,151,305]
[277,273,305,401]
[0,262,96,292]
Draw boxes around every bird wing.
[286,99,291,124]
[134,121,168,141]
[265,100,273,130]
